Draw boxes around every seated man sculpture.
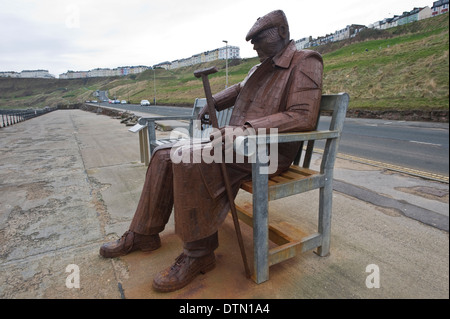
[99,9,323,292]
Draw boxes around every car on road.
[140,99,151,106]
[121,100,127,104]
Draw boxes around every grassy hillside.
[0,13,448,112]
[0,76,117,110]
[320,13,449,110]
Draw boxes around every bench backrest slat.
[191,98,233,139]
[190,94,349,168]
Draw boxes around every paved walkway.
[0,109,448,300]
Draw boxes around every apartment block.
[0,70,55,78]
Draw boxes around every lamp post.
[222,40,228,88]
[153,67,156,105]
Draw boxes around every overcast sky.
[0,0,434,77]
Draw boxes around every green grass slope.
[320,13,449,110]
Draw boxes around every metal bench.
[134,98,233,159]
[234,93,349,283]
[133,93,349,284]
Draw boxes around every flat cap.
[245,10,288,41]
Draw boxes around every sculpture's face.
[251,27,286,62]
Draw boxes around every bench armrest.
[138,115,195,125]
[234,130,339,156]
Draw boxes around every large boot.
[99,230,161,258]
[152,252,216,292]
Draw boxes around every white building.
[382,16,401,29]
[59,70,88,79]
[129,65,148,74]
[418,6,433,19]
[59,65,149,79]
[88,68,111,77]
[432,0,449,15]
[172,57,194,69]
[0,71,20,78]
[153,62,171,70]
[218,45,240,60]
[192,53,202,65]
[295,37,310,50]
[334,24,366,40]
[166,45,240,70]
[397,7,432,26]
[203,50,217,62]
[2,70,55,78]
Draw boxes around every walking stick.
[194,66,251,279]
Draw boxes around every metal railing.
[0,107,57,128]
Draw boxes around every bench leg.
[142,127,149,166]
[253,199,269,283]
[317,182,332,256]
[147,121,156,159]
[139,130,145,163]
[252,153,269,284]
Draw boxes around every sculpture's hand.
[209,126,251,154]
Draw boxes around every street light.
[153,67,156,105]
[223,40,228,88]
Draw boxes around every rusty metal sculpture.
[99,9,324,293]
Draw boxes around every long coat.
[131,41,323,243]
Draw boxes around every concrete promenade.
[0,108,448,299]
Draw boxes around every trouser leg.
[129,142,248,247]
[172,152,248,243]
[183,232,219,257]
[129,148,174,235]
